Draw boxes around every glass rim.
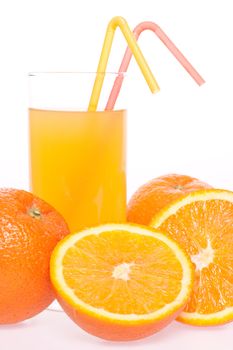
[28,71,126,77]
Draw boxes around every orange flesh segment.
[62,230,183,315]
[158,199,233,314]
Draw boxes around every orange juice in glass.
[29,73,126,232]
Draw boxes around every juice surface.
[29,109,126,232]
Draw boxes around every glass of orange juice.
[28,72,126,232]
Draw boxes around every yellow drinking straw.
[88,17,160,111]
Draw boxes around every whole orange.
[127,174,212,225]
[0,188,70,324]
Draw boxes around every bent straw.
[106,21,205,110]
[88,17,160,111]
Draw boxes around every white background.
[0,0,233,349]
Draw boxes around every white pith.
[112,262,134,281]
[191,239,214,271]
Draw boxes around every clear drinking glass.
[28,72,126,233]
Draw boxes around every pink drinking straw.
[105,21,205,110]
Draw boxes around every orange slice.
[151,189,233,326]
[50,223,193,341]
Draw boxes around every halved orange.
[151,189,233,326]
[50,223,193,341]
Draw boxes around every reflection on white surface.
[47,300,63,312]
[0,309,232,350]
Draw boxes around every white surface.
[1,309,233,350]
[0,0,233,348]
[0,0,233,195]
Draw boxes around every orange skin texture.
[0,188,70,324]
[127,174,212,225]
[57,296,185,341]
